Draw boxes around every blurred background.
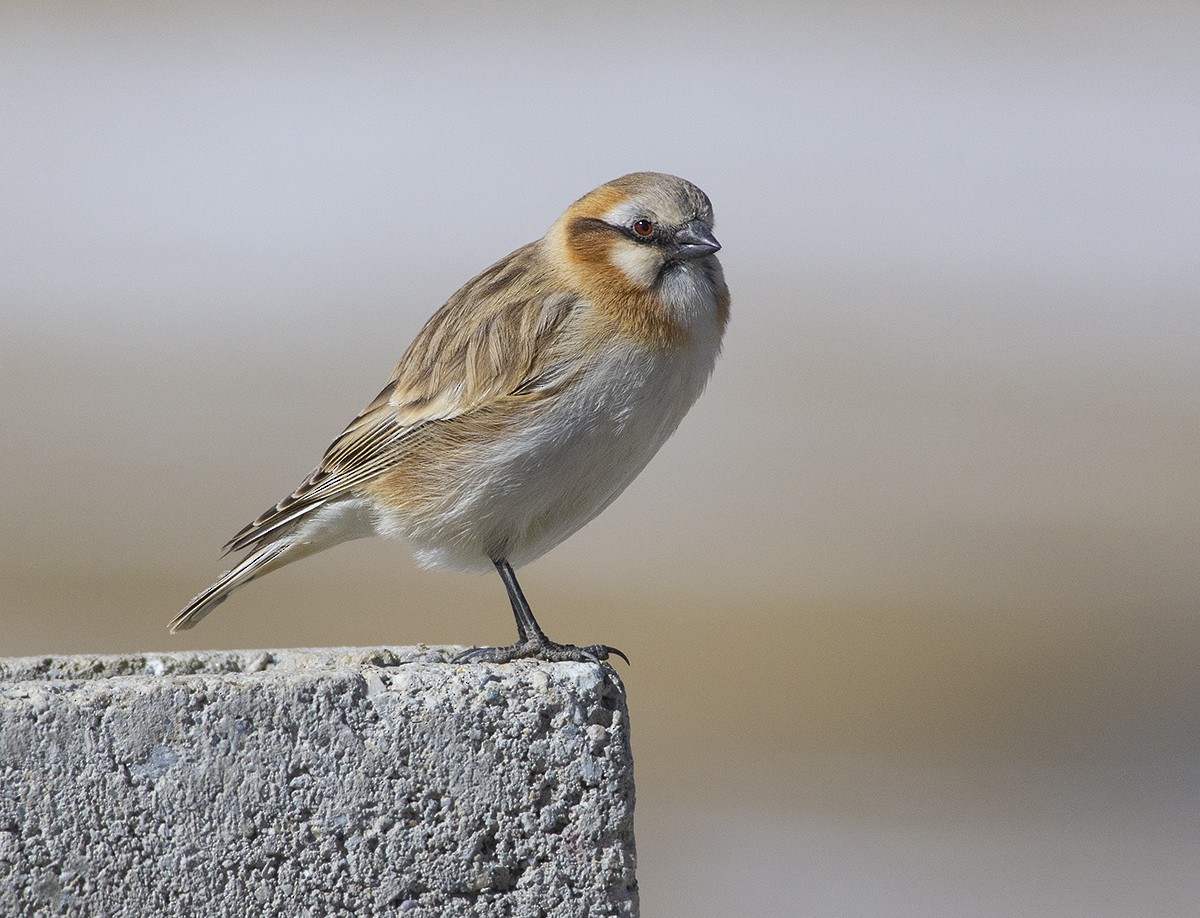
[3,1,1198,914]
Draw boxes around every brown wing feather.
[225,241,582,554]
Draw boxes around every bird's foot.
[453,637,629,665]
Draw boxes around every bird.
[170,171,729,663]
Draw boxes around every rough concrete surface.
[0,647,637,917]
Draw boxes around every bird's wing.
[224,243,583,553]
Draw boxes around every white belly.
[390,329,722,571]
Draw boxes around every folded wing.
[224,242,582,554]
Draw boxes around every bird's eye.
[632,219,654,238]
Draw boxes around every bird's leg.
[453,559,629,664]
[498,557,538,644]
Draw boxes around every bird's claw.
[453,639,628,665]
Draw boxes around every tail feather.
[173,496,375,633]
[169,540,293,633]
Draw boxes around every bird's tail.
[170,539,297,633]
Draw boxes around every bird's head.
[553,172,722,292]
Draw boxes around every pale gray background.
[3,2,1198,915]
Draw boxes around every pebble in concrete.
[0,647,638,917]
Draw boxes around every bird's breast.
[371,325,722,571]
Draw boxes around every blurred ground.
[2,3,1199,915]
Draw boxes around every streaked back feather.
[225,242,583,554]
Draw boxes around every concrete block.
[0,647,637,917]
